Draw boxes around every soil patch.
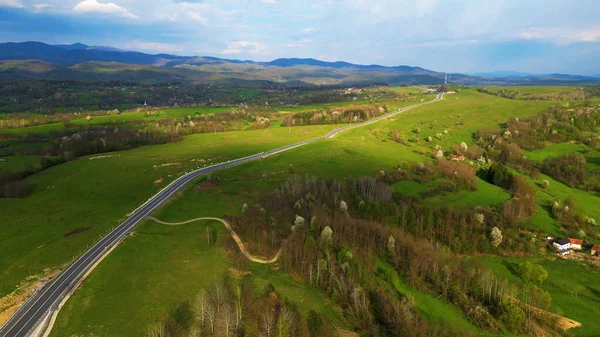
[194,181,218,190]
[64,226,91,237]
[0,269,61,326]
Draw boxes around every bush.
[307,310,324,337]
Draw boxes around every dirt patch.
[64,226,91,237]
[228,267,251,277]
[0,269,61,326]
[154,177,164,184]
[336,329,359,337]
[194,181,218,190]
[152,162,181,169]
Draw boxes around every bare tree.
[147,322,167,337]
[262,311,276,337]
[212,282,227,313]
[206,303,216,333]
[221,303,236,337]
[195,289,208,326]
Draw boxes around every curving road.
[0,92,443,337]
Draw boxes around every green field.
[0,155,41,172]
[3,87,599,336]
[0,124,334,298]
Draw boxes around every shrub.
[489,227,503,247]
[294,215,305,227]
[541,180,549,189]
[321,226,333,244]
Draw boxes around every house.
[592,244,600,257]
[568,238,583,250]
[553,238,571,255]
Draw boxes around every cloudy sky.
[1,0,599,74]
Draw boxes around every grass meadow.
[44,89,564,335]
[4,87,599,336]
[476,257,600,337]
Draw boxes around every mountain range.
[1,41,599,86]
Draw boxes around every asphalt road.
[0,92,443,337]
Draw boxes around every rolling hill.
[0,41,599,86]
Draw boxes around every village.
[552,237,600,260]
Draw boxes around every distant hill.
[1,41,599,86]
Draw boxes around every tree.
[262,311,276,337]
[212,282,226,313]
[460,141,468,152]
[498,297,525,331]
[195,289,209,326]
[474,213,485,225]
[531,264,548,285]
[220,303,236,337]
[339,200,348,213]
[518,261,533,282]
[489,227,503,247]
[206,303,216,333]
[276,313,291,337]
[307,310,324,337]
[387,235,396,253]
[321,226,333,244]
[294,215,305,227]
[147,322,167,337]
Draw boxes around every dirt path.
[146,216,284,264]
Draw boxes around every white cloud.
[220,41,266,55]
[284,38,313,48]
[261,0,280,3]
[0,0,24,8]
[188,11,208,26]
[33,4,52,12]
[72,0,137,18]
[518,25,600,43]
[300,28,318,34]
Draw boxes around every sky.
[0,0,599,75]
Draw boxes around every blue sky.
[1,0,599,74]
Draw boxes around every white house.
[568,238,583,250]
[553,238,571,255]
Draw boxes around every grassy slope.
[482,86,586,99]
[50,173,347,336]
[478,257,600,337]
[0,107,233,136]
[48,90,562,335]
[375,259,481,334]
[0,95,428,298]
[0,155,40,172]
[0,124,333,297]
